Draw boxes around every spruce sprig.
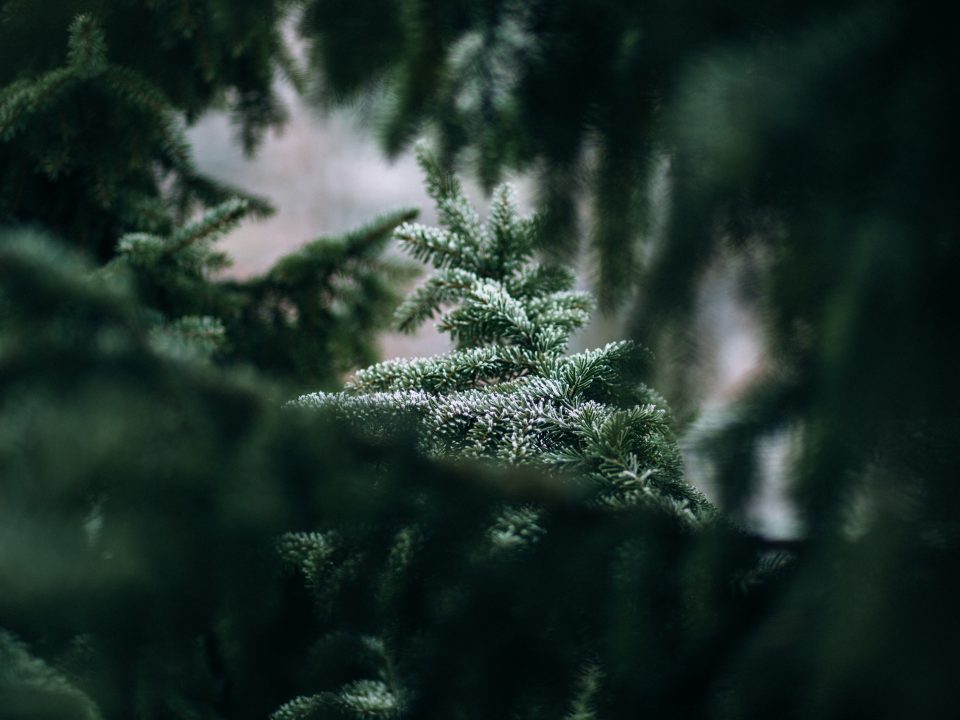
[297,146,713,521]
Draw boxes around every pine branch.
[164,198,250,257]
[485,182,532,275]
[394,222,475,271]
[550,341,635,398]
[66,14,107,78]
[508,265,576,298]
[266,208,417,288]
[393,268,482,332]
[349,345,539,393]
[564,663,603,720]
[0,70,75,141]
[414,142,484,249]
[526,290,594,333]
[437,279,538,348]
[0,631,102,720]
[298,147,715,522]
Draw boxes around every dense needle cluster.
[298,146,712,522]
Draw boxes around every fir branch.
[66,14,107,79]
[335,680,401,717]
[394,222,475,271]
[266,209,417,289]
[148,315,226,360]
[526,290,594,333]
[0,70,76,141]
[550,341,635,399]
[299,150,714,522]
[175,171,275,220]
[393,267,481,332]
[508,264,576,298]
[414,142,484,250]
[270,694,331,720]
[437,279,538,348]
[335,208,420,261]
[565,662,604,720]
[0,631,102,720]
[349,346,539,393]
[485,182,533,275]
[163,198,249,257]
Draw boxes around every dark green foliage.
[0,229,296,719]
[217,209,419,389]
[270,478,771,720]
[0,632,100,720]
[296,0,769,299]
[0,228,429,719]
[652,2,960,541]
[1,7,419,388]
[3,217,957,719]
[0,226,766,720]
[300,0,960,538]
[4,3,960,720]
[0,1,298,147]
[0,5,291,259]
[295,3,960,716]
[111,199,419,389]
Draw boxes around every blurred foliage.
[0,2,296,259]
[305,1,960,715]
[0,227,781,720]
[6,228,956,720]
[0,7,419,388]
[296,0,779,300]
[0,0,300,148]
[110,198,419,390]
[301,0,960,542]
[0,228,329,719]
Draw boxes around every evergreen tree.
[299,4,960,718]
[0,226,439,719]
[0,12,274,260]
[1,9,419,388]
[110,197,418,388]
[298,146,712,519]
[0,1,299,148]
[0,228,306,719]
[299,0,960,541]
[3,4,959,720]
[0,224,774,720]
[268,149,766,720]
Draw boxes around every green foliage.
[0,228,288,719]
[0,1,299,147]
[0,0,303,261]
[0,226,767,720]
[292,6,960,716]
[299,147,712,518]
[0,227,435,719]
[0,632,101,720]
[111,199,419,388]
[3,4,960,720]
[300,0,960,542]
[297,0,751,299]
[0,8,418,388]
[218,209,419,388]
[652,3,960,541]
